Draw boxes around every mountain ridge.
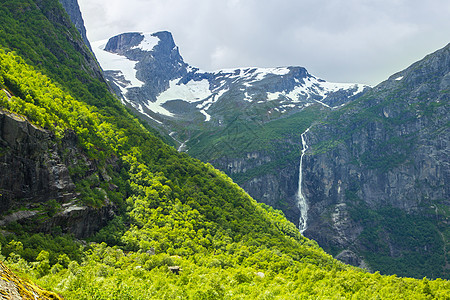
[93,31,368,126]
[91,31,370,227]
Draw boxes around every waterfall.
[297,127,310,234]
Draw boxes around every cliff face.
[301,43,450,278]
[0,110,73,210]
[58,0,93,52]
[212,149,301,222]
[0,109,115,238]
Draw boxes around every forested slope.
[0,0,449,298]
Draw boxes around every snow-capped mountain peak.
[93,31,369,124]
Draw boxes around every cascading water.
[297,127,310,234]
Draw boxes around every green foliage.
[188,106,326,161]
[1,233,82,265]
[5,242,450,299]
[2,49,448,300]
[0,0,115,108]
[349,203,448,279]
[0,0,449,298]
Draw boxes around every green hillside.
[0,0,449,298]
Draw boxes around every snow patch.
[131,33,160,51]
[200,110,211,121]
[267,92,281,101]
[143,99,174,117]
[354,83,367,94]
[244,92,253,102]
[313,99,331,108]
[253,67,290,80]
[195,88,228,121]
[132,102,163,124]
[157,78,212,103]
[265,76,366,105]
[92,40,144,88]
[213,67,289,82]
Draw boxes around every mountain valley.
[95,29,449,278]
[0,0,448,298]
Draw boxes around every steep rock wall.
[58,0,93,51]
[212,149,301,223]
[0,110,115,238]
[301,44,450,277]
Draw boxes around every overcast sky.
[78,0,450,85]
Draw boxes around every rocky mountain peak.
[152,31,178,52]
[104,31,182,60]
[104,32,147,54]
[93,31,368,126]
[376,43,450,93]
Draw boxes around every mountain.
[302,43,450,278]
[0,0,449,298]
[94,32,450,279]
[93,31,366,126]
[93,31,368,223]
[0,109,114,238]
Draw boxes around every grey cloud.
[79,0,450,85]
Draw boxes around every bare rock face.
[58,0,93,52]
[39,201,116,238]
[0,110,73,210]
[0,110,115,238]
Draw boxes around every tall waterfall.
[297,127,310,233]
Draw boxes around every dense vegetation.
[187,103,325,159]
[3,46,449,299]
[183,103,328,219]
[0,0,449,298]
[349,201,448,279]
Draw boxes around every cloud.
[79,0,450,85]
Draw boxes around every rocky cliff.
[59,0,93,52]
[301,43,450,278]
[211,146,301,222]
[30,0,104,83]
[0,109,115,238]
